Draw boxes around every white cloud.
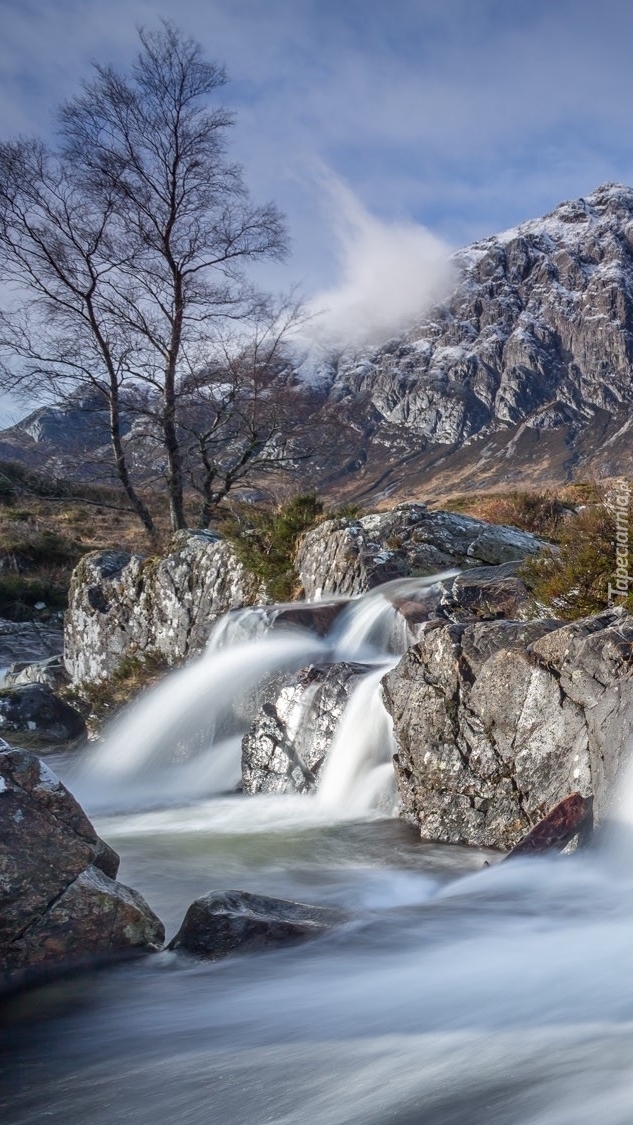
[304,174,454,347]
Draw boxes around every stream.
[3,579,633,1124]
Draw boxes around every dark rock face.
[168,890,343,959]
[382,611,633,849]
[64,532,265,685]
[0,748,164,972]
[0,619,64,669]
[0,683,86,746]
[242,662,372,794]
[297,505,544,598]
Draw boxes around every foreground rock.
[505,793,593,859]
[64,532,265,684]
[242,662,372,794]
[382,610,633,850]
[0,748,164,973]
[0,683,86,747]
[168,890,343,959]
[297,504,544,598]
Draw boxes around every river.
[2,581,633,1124]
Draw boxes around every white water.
[73,577,446,817]
[7,575,633,1125]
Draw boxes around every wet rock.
[242,661,372,794]
[381,612,629,850]
[0,748,163,972]
[505,793,593,858]
[0,683,86,747]
[168,890,343,959]
[64,532,266,685]
[297,504,544,598]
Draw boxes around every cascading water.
[7,573,633,1125]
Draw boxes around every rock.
[381,611,633,849]
[64,532,266,685]
[439,561,540,622]
[242,661,373,794]
[0,618,64,668]
[0,748,164,972]
[168,890,343,959]
[0,683,86,747]
[1,654,68,691]
[505,793,593,859]
[297,504,544,598]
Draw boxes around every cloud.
[304,174,454,347]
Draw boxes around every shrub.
[222,494,326,601]
[520,499,633,620]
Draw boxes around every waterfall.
[73,575,446,815]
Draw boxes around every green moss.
[221,493,326,601]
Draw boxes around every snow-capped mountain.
[292,182,633,497]
[3,183,633,499]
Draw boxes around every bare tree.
[0,24,287,533]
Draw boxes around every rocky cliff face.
[295,182,633,496]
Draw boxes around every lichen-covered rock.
[168,889,343,960]
[64,531,265,685]
[242,662,372,794]
[381,610,633,849]
[0,683,86,746]
[297,504,544,598]
[0,748,163,972]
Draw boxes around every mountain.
[296,181,633,500]
[2,183,633,501]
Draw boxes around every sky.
[2,0,633,416]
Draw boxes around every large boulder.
[242,661,373,794]
[0,683,86,747]
[168,889,343,959]
[0,747,164,973]
[297,504,545,598]
[382,610,633,849]
[64,531,265,685]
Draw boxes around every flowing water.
[3,578,633,1124]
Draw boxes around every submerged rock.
[0,748,164,973]
[382,609,633,849]
[0,683,86,747]
[242,661,373,794]
[168,890,343,959]
[297,504,544,599]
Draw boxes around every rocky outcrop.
[439,561,539,622]
[0,747,163,972]
[168,890,343,959]
[297,504,544,598]
[242,662,372,794]
[0,683,86,746]
[382,609,633,849]
[64,531,265,685]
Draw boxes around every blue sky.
[2,0,633,417]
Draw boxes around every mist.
[306,175,455,348]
